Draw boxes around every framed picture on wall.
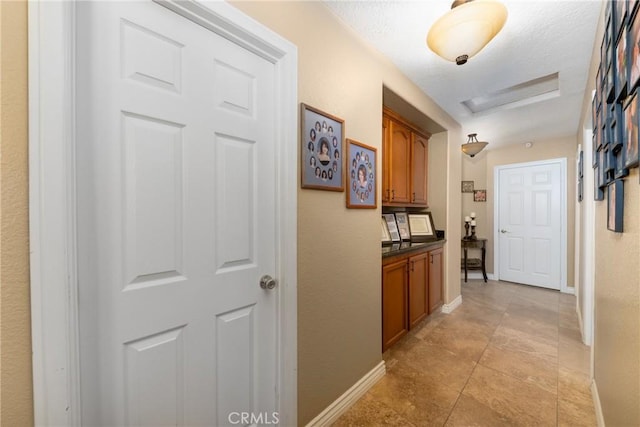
[598,148,607,188]
[614,0,627,45]
[473,189,487,202]
[596,108,604,151]
[624,90,639,169]
[610,103,623,151]
[616,34,628,101]
[607,179,624,232]
[300,103,344,191]
[461,180,474,193]
[631,0,640,23]
[346,139,376,208]
[628,7,640,92]
[578,177,583,203]
[594,165,605,200]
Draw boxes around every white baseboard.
[562,286,576,295]
[591,379,605,427]
[441,295,462,314]
[463,272,496,281]
[305,361,386,427]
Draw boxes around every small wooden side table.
[461,238,488,283]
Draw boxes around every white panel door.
[76,2,278,425]
[498,162,563,289]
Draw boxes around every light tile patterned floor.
[333,280,597,426]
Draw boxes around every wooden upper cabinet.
[411,133,429,206]
[388,120,412,204]
[382,109,430,207]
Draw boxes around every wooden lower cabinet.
[382,244,444,352]
[408,252,428,329]
[428,247,444,314]
[382,259,408,351]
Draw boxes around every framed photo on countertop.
[408,212,437,241]
[383,214,401,242]
[394,212,411,240]
[381,217,392,245]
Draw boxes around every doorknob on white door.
[260,275,277,290]
[500,229,509,233]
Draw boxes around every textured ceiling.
[324,0,603,149]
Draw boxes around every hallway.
[334,280,597,426]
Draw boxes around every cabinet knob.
[391,189,395,200]
[412,192,415,202]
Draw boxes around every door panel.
[506,237,524,272]
[78,2,277,425]
[123,112,186,289]
[124,327,185,426]
[498,163,562,289]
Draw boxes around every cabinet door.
[382,259,408,351]
[428,247,444,314]
[388,120,412,204]
[408,252,428,329]
[382,116,390,203]
[411,133,429,206]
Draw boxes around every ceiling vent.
[462,72,559,114]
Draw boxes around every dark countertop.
[382,239,446,258]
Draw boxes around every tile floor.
[333,279,597,426]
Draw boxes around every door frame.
[28,1,298,425]
[579,127,595,346]
[493,158,569,293]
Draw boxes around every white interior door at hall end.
[498,163,562,290]
[76,2,278,425]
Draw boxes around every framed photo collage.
[592,0,640,232]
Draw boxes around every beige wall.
[461,150,488,240]
[231,2,462,424]
[577,1,640,424]
[594,169,640,425]
[0,1,34,425]
[428,131,448,229]
[461,136,577,287]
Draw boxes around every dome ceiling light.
[461,133,489,157]
[427,0,508,65]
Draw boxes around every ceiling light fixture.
[461,133,488,157]
[427,0,508,65]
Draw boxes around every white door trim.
[580,126,595,346]
[493,157,569,292]
[28,1,298,425]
